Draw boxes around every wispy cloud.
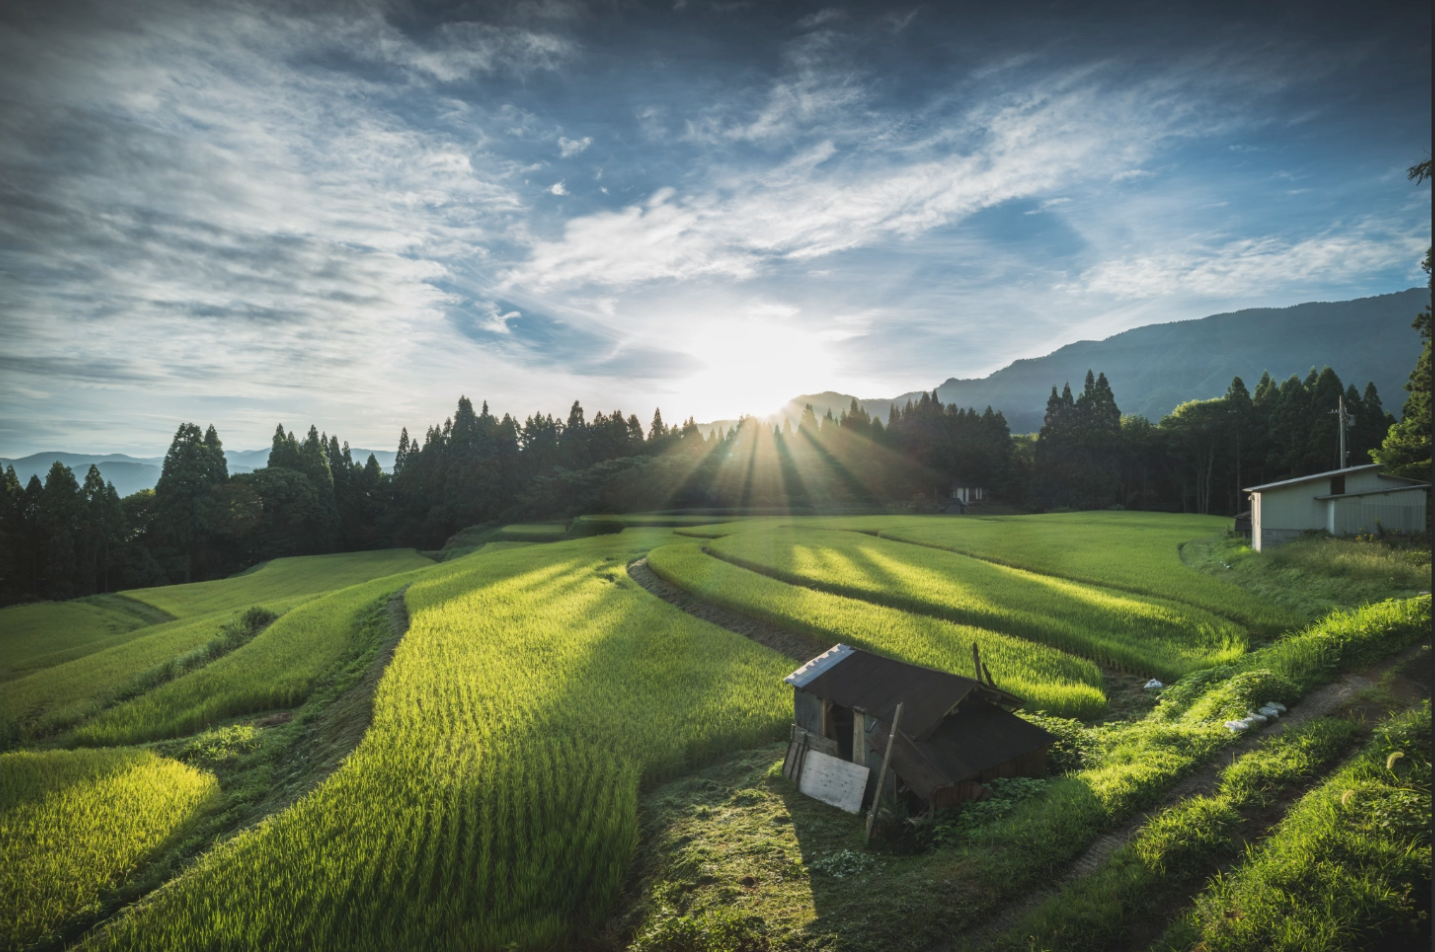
[1071,223,1427,300]
[513,69,1208,290]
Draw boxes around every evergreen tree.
[1373,163,1431,480]
[154,422,228,582]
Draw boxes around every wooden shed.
[1245,464,1429,551]
[781,645,1056,810]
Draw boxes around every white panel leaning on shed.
[1244,464,1429,551]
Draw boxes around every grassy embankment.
[708,525,1247,680]
[1158,702,1431,952]
[648,540,1107,719]
[1186,530,1432,621]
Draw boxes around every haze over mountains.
[7,289,1425,492]
[0,449,397,497]
[713,289,1427,436]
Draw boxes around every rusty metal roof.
[785,646,1024,740]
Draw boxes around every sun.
[673,321,840,422]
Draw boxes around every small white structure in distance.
[951,486,985,504]
[1244,464,1429,551]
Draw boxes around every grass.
[83,530,796,951]
[120,548,433,618]
[648,540,1107,719]
[0,748,218,952]
[989,718,1361,952]
[864,512,1296,635]
[613,594,1430,951]
[0,611,262,746]
[0,597,173,683]
[1162,703,1431,952]
[493,523,571,541]
[72,576,426,746]
[1186,532,1432,622]
[708,525,1248,680]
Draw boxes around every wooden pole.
[865,702,904,845]
[972,642,981,681]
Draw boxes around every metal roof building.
[782,645,1056,810]
[1244,464,1429,551]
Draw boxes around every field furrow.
[709,525,1247,679]
[647,540,1108,718]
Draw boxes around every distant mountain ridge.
[1,448,397,496]
[697,289,1424,437]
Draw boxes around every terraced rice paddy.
[83,531,791,951]
[708,525,1247,679]
[648,541,1107,718]
[869,512,1295,634]
[1,748,218,952]
[74,574,426,746]
[121,548,434,619]
[2,612,240,744]
[0,598,173,683]
[3,514,1426,951]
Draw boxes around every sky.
[1,0,1429,456]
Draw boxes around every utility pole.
[1329,395,1356,469]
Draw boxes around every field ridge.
[861,524,1279,632]
[627,557,824,662]
[954,637,1431,951]
[45,583,419,952]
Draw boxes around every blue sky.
[1,0,1429,455]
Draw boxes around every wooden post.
[865,702,904,845]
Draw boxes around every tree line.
[3,343,1422,604]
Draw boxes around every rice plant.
[1,612,240,745]
[82,530,793,951]
[648,540,1107,718]
[710,525,1247,679]
[73,578,423,746]
[0,598,168,683]
[122,548,434,619]
[0,748,218,952]
[868,512,1295,634]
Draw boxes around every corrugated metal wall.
[1330,494,1427,534]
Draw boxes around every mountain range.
[7,289,1425,491]
[700,288,1427,436]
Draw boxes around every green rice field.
[707,525,1247,679]
[120,548,434,619]
[1,748,218,952]
[0,597,173,683]
[1,513,1427,951]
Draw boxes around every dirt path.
[953,637,1432,950]
[628,557,827,662]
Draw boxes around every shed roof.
[1313,483,1431,500]
[784,645,1023,740]
[1243,464,1380,493]
[867,705,1057,798]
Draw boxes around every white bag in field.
[1144,679,1163,690]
